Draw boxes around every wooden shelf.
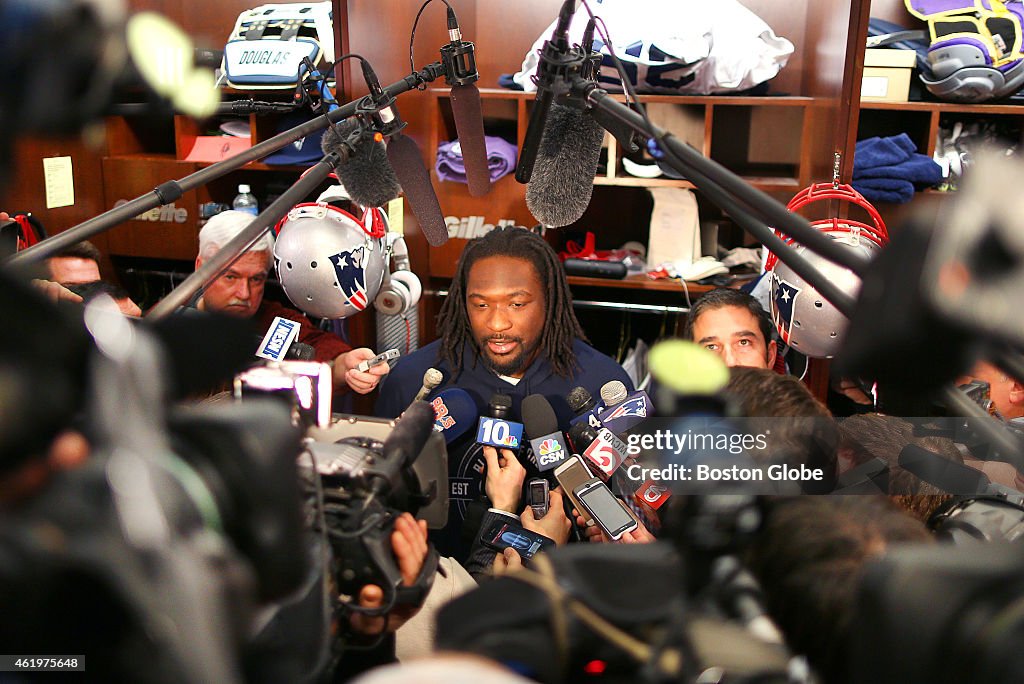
[567,274,719,292]
[860,100,1024,115]
[437,88,819,107]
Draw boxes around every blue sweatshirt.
[374,339,633,426]
[374,338,633,561]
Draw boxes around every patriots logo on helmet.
[331,246,368,310]
[603,396,648,422]
[771,272,801,345]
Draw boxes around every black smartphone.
[573,478,638,541]
[480,519,555,562]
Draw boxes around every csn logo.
[536,437,565,466]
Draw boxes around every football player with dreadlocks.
[375,226,631,424]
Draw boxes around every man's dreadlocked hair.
[437,226,586,377]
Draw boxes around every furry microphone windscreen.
[525,104,605,228]
[322,118,402,209]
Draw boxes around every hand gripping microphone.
[429,387,480,445]
[414,367,444,402]
[522,394,570,472]
[440,6,490,197]
[475,393,524,451]
[355,59,448,246]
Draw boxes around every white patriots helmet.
[766,183,889,359]
[273,198,388,319]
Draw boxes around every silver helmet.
[767,183,889,359]
[273,203,388,319]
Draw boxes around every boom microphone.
[515,0,577,184]
[441,6,490,197]
[525,104,605,228]
[414,367,444,402]
[321,118,401,209]
[353,58,449,246]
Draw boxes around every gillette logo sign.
[114,199,187,223]
[255,317,300,361]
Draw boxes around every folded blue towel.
[854,133,918,170]
[852,177,915,204]
[854,153,943,186]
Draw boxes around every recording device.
[523,393,570,472]
[439,4,491,197]
[554,456,596,527]
[480,518,556,563]
[356,347,400,372]
[476,393,524,450]
[580,427,629,478]
[308,411,449,531]
[414,367,444,402]
[255,316,302,362]
[528,478,550,518]
[298,402,441,604]
[573,478,638,541]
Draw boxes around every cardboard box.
[861,49,917,102]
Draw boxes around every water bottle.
[232,184,258,216]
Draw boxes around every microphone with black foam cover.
[441,5,490,197]
[373,400,436,495]
[525,104,605,228]
[321,117,402,209]
[522,393,570,473]
[568,385,603,429]
[414,367,444,402]
[429,387,479,445]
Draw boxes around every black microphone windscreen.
[522,393,559,439]
[323,120,402,209]
[450,83,491,197]
[387,133,450,246]
[567,386,595,414]
[383,400,436,468]
[526,104,605,227]
[568,422,597,450]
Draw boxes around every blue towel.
[852,177,915,204]
[855,154,943,186]
[854,133,918,170]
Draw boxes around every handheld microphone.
[597,389,654,435]
[599,380,628,409]
[255,316,301,362]
[568,422,627,477]
[414,367,444,402]
[475,393,524,450]
[522,394,570,472]
[441,6,490,197]
[374,400,436,495]
[567,385,603,429]
[515,0,577,184]
[430,388,479,445]
[321,117,402,209]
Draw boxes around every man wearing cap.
[195,210,387,394]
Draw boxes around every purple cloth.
[436,136,518,183]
